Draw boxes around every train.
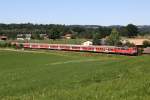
[17,43,138,55]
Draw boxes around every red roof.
[0,36,7,39]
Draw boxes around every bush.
[143,40,150,48]
[123,41,136,47]
[106,28,121,46]
[18,44,23,49]
[0,41,24,49]
[7,42,12,47]
[0,41,7,48]
[137,48,143,55]
[12,43,17,49]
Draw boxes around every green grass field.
[0,49,150,100]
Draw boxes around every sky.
[0,0,150,25]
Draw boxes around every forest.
[0,23,150,40]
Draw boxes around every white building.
[17,38,24,41]
[82,41,93,46]
[17,34,31,41]
[25,34,31,40]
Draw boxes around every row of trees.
[0,23,145,40]
[93,27,141,47]
[0,41,12,48]
[0,41,23,48]
[143,40,150,47]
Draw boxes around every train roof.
[23,43,121,48]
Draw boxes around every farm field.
[0,49,150,100]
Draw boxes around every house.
[17,34,24,41]
[62,34,72,39]
[17,34,31,41]
[121,38,150,46]
[25,34,31,40]
[0,36,7,40]
[39,34,49,40]
[82,41,93,46]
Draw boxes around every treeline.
[0,41,23,49]
[0,23,149,39]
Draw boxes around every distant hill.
[70,25,150,34]
[138,25,150,33]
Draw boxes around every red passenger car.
[21,43,138,55]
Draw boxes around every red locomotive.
[21,43,138,55]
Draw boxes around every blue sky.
[0,0,149,25]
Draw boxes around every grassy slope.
[0,50,150,100]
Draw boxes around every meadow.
[0,49,150,100]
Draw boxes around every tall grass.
[0,50,149,100]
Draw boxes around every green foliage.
[0,41,23,49]
[98,27,111,38]
[17,44,24,49]
[143,40,150,48]
[12,43,17,48]
[49,32,61,40]
[31,33,40,40]
[0,50,149,100]
[0,24,112,40]
[0,23,150,40]
[126,24,138,37]
[118,26,129,36]
[0,41,12,48]
[0,41,7,47]
[123,41,136,47]
[137,48,143,55]
[70,33,77,39]
[107,28,121,46]
[92,33,101,45]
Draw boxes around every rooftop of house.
[64,34,72,37]
[0,36,7,38]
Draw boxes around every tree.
[118,26,129,36]
[143,40,150,48]
[107,28,121,46]
[48,28,61,40]
[0,41,7,47]
[126,24,138,37]
[98,27,111,38]
[31,33,40,40]
[49,32,60,40]
[92,33,101,45]
[123,41,135,47]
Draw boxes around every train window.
[122,47,128,50]
[96,48,101,50]
[118,48,121,50]
[134,48,137,50]
[121,48,125,50]
[72,46,80,49]
[88,47,94,50]
[108,48,112,51]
